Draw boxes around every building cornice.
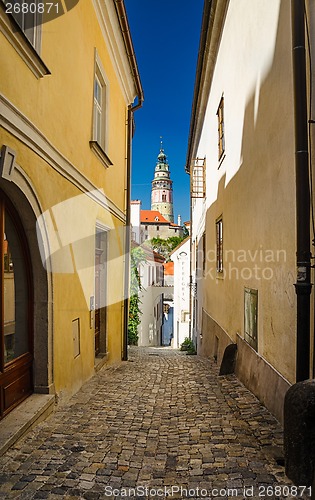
[92,0,143,107]
[185,0,230,172]
[0,94,126,223]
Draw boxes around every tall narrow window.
[93,67,106,150]
[217,96,225,160]
[94,74,103,146]
[90,52,112,168]
[216,217,223,273]
[202,232,206,275]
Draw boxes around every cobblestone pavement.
[0,347,305,500]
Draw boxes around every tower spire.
[151,140,174,223]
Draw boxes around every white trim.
[96,220,111,232]
[91,0,137,105]
[93,48,110,154]
[0,94,126,223]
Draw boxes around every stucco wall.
[191,0,298,402]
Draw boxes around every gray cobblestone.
[0,347,305,499]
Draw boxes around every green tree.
[147,235,187,261]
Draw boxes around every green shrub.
[180,337,197,355]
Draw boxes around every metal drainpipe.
[114,0,144,361]
[122,102,142,362]
[188,180,193,341]
[292,0,312,382]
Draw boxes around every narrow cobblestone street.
[0,348,302,499]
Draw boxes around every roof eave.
[185,0,230,173]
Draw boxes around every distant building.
[131,200,141,244]
[136,244,172,347]
[171,238,190,348]
[163,261,174,287]
[140,210,183,242]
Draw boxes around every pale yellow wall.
[0,0,134,399]
[0,0,128,210]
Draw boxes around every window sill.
[0,3,50,78]
[89,141,113,169]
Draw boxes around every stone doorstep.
[0,393,56,456]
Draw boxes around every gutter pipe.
[292,0,312,382]
[113,0,144,361]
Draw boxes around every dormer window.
[155,216,159,221]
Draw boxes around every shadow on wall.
[200,0,297,422]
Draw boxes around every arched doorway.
[0,193,33,418]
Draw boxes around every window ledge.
[0,3,50,79]
[89,141,113,169]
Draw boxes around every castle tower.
[151,142,174,223]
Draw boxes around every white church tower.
[151,142,174,223]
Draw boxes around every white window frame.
[93,51,108,152]
[90,49,112,168]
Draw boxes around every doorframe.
[0,157,54,397]
[0,193,34,417]
[94,222,109,358]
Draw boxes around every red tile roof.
[163,261,174,275]
[140,210,169,224]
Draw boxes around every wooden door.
[0,196,33,418]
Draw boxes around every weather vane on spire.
[160,136,163,150]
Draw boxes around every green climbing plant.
[128,247,145,345]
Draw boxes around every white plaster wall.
[130,202,141,244]
[171,239,190,348]
[191,0,297,382]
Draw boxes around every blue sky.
[124,0,204,223]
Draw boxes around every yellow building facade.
[0,0,143,417]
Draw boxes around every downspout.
[113,0,144,361]
[292,0,312,382]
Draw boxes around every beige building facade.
[187,0,315,422]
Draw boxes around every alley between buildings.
[0,348,299,499]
